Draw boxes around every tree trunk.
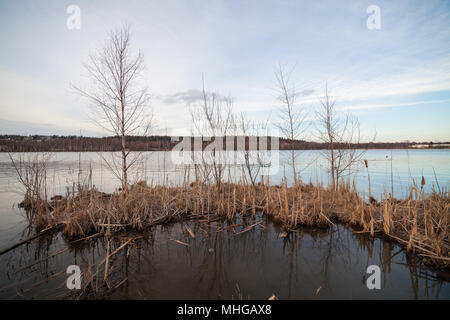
[291,139,297,186]
[121,99,128,194]
[330,142,336,192]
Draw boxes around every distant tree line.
[2,134,447,152]
[0,135,173,152]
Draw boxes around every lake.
[0,150,449,299]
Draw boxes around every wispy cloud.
[159,89,231,105]
[339,99,450,111]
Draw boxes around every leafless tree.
[8,152,52,199]
[189,76,234,189]
[73,26,152,194]
[274,64,308,185]
[315,84,366,192]
[236,113,269,186]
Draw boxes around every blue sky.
[0,0,449,142]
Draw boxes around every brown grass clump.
[21,178,450,269]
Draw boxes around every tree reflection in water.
[0,214,448,299]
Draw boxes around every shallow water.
[0,150,449,299]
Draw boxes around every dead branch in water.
[15,248,69,273]
[0,224,63,256]
[234,220,263,236]
[169,238,190,247]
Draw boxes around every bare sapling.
[274,63,308,186]
[189,76,234,190]
[315,84,367,192]
[73,25,153,194]
[8,152,53,212]
[236,113,269,187]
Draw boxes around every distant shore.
[1,134,449,152]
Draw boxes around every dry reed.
[17,177,450,269]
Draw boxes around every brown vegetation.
[18,177,450,270]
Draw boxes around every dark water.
[0,215,449,300]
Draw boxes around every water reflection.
[1,216,448,299]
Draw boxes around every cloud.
[0,118,101,136]
[0,65,103,135]
[300,89,315,96]
[159,89,231,105]
[338,99,450,111]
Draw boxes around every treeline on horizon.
[1,134,448,152]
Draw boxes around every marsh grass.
[19,174,450,270]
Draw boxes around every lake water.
[0,150,449,299]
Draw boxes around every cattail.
[232,187,236,217]
[360,191,366,228]
[252,191,256,217]
[383,199,390,234]
[370,214,374,237]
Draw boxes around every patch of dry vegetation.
[19,177,450,269]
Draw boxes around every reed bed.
[18,176,450,269]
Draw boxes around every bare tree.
[236,113,269,186]
[8,152,53,206]
[189,76,234,189]
[274,64,308,185]
[316,84,366,192]
[73,26,152,194]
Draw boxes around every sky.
[0,0,449,142]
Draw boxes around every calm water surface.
[0,150,449,299]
